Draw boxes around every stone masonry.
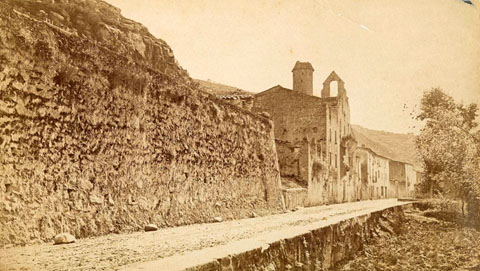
[0,4,283,246]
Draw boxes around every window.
[335,131,337,144]
[335,154,338,168]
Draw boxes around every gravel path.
[0,199,402,271]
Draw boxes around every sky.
[106,0,480,134]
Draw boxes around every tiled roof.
[255,85,336,105]
[194,79,253,96]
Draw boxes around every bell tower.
[321,71,346,98]
[292,61,314,96]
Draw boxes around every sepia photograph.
[0,0,479,270]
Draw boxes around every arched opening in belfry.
[330,81,338,97]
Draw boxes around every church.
[253,61,359,206]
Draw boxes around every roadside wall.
[0,7,283,246]
[175,204,407,271]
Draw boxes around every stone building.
[405,164,417,197]
[355,146,391,200]
[389,160,408,198]
[387,161,420,198]
[253,61,358,206]
[352,125,423,200]
[355,150,420,199]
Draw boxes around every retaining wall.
[0,6,283,246]
[129,204,408,271]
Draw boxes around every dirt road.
[1,199,403,271]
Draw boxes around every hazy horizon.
[106,0,480,134]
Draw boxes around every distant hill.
[352,125,421,170]
[195,79,253,96]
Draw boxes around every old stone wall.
[308,157,331,206]
[275,141,301,179]
[0,6,283,246]
[275,138,335,206]
[282,188,307,210]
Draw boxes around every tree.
[416,88,480,222]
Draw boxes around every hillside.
[352,125,421,169]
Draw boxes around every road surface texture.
[0,199,407,271]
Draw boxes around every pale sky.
[106,0,480,134]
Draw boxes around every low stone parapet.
[121,201,410,271]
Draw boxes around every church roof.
[255,85,338,105]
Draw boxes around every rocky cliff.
[0,0,283,246]
[3,0,188,79]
